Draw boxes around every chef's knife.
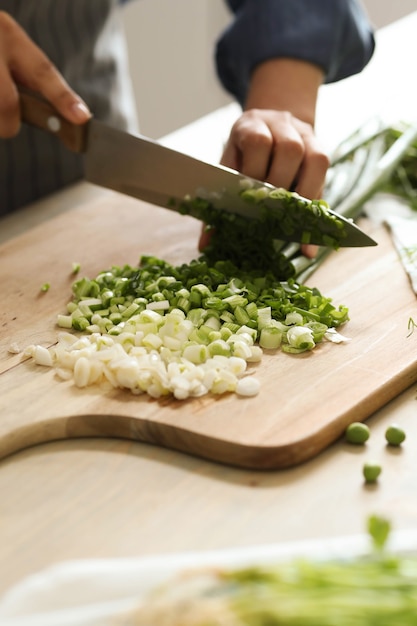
[19,89,377,248]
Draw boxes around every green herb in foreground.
[136,516,417,625]
[225,558,417,625]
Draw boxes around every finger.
[228,115,273,181]
[1,12,90,124]
[12,51,91,124]
[301,243,319,258]
[294,136,330,200]
[266,126,305,190]
[220,139,240,171]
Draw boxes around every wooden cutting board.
[1,192,416,469]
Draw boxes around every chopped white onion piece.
[324,328,351,343]
[24,303,266,399]
[236,376,261,397]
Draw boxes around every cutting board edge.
[0,412,330,471]
[1,357,417,471]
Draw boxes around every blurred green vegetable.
[136,516,417,626]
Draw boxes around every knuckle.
[308,149,330,173]
[235,108,260,123]
[240,108,263,122]
[232,119,272,151]
[278,136,304,160]
[232,109,264,132]
[240,129,271,152]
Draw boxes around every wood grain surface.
[1,192,416,469]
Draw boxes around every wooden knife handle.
[18,87,88,153]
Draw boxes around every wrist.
[244,58,324,127]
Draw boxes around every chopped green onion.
[25,251,351,399]
[259,327,282,350]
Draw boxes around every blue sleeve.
[216,0,375,106]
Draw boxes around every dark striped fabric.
[0,0,137,214]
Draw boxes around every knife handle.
[18,87,88,153]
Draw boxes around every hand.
[0,11,91,138]
[220,108,329,201]
[199,58,329,258]
[198,109,328,256]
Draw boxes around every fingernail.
[70,100,91,122]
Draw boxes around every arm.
[217,0,375,105]
[217,0,375,198]
[221,57,328,199]
[0,11,90,138]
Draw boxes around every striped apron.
[0,0,137,214]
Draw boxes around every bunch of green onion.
[295,118,417,282]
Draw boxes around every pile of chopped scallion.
[26,255,350,399]
[25,119,417,399]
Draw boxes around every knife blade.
[19,89,377,248]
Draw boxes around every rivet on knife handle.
[18,87,88,153]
